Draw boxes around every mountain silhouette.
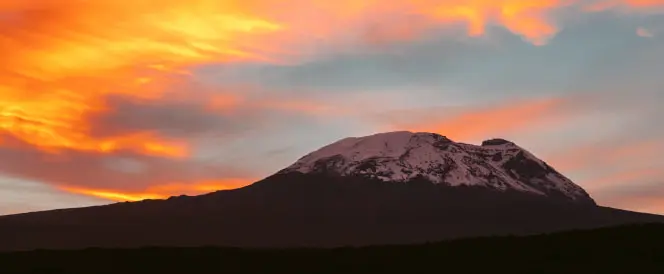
[0,131,662,251]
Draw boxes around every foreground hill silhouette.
[0,132,663,251]
[2,224,664,274]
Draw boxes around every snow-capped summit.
[282,131,593,203]
[5,131,664,251]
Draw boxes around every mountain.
[0,131,662,251]
[281,131,593,204]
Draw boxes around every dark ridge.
[1,223,663,274]
[0,172,661,252]
[481,138,515,146]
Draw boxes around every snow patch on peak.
[282,131,593,203]
[293,131,450,164]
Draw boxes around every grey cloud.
[0,134,253,191]
[0,178,105,215]
[197,16,663,104]
[592,179,664,211]
[87,94,262,140]
[600,181,664,199]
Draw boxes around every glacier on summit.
[282,131,593,203]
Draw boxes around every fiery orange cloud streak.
[0,0,659,158]
[0,0,281,157]
[60,178,255,202]
[413,0,563,45]
[399,97,569,141]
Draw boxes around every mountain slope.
[0,131,662,251]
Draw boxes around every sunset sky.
[0,0,663,215]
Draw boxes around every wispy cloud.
[590,174,664,214]
[547,139,664,174]
[0,133,258,201]
[373,95,585,142]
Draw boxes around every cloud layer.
[0,0,663,214]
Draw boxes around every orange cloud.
[411,0,563,45]
[547,139,664,173]
[264,0,566,46]
[584,168,663,190]
[587,167,664,214]
[620,197,664,215]
[412,0,664,45]
[59,178,254,202]
[536,135,664,214]
[592,186,664,214]
[286,0,663,46]
[0,0,281,158]
[389,97,573,141]
[1,0,660,160]
[0,131,260,206]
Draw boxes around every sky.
[0,0,663,216]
